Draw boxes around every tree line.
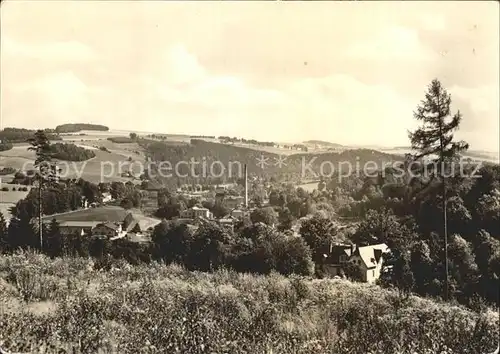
[55,123,109,133]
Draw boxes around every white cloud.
[161,43,206,85]
[154,45,286,108]
[6,71,92,126]
[449,84,499,116]
[284,74,417,145]
[420,14,446,31]
[345,25,435,62]
[2,37,96,61]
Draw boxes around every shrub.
[0,167,16,175]
[0,252,497,353]
[0,141,13,151]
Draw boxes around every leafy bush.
[0,141,13,151]
[0,167,16,175]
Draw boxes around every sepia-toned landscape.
[1,1,499,353]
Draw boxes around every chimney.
[244,164,248,209]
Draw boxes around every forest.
[55,123,109,133]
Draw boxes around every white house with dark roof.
[348,243,389,284]
[322,242,389,283]
[180,206,213,220]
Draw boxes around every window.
[372,270,375,277]
[339,255,346,263]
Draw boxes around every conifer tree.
[0,212,8,252]
[409,79,469,301]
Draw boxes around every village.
[34,163,392,284]
[1,1,498,352]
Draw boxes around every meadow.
[0,185,30,223]
[40,205,161,230]
[0,139,147,185]
[0,251,498,354]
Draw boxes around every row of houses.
[177,206,250,232]
[41,207,162,243]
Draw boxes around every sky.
[1,1,499,151]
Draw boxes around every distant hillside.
[140,138,400,183]
[0,128,62,143]
[55,123,109,133]
[304,140,344,147]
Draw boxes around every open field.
[40,205,161,229]
[0,186,31,220]
[220,142,312,156]
[0,252,498,353]
[0,203,15,221]
[0,140,147,184]
[0,190,29,203]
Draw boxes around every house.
[92,222,124,238]
[123,212,161,234]
[323,242,389,284]
[230,208,246,219]
[218,216,236,232]
[102,192,113,203]
[322,243,356,277]
[56,221,101,236]
[180,206,213,220]
[348,243,389,284]
[223,196,245,209]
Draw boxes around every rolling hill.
[303,140,345,148]
[141,138,401,181]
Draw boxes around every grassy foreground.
[0,252,498,354]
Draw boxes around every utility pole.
[38,177,43,250]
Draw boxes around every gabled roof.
[325,244,353,265]
[192,206,209,211]
[353,243,389,269]
[218,217,235,223]
[58,221,101,228]
[96,222,121,231]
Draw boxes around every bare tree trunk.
[442,171,448,301]
[438,117,449,301]
[39,181,43,251]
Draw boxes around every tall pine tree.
[0,212,8,252]
[408,79,469,301]
[27,130,57,251]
